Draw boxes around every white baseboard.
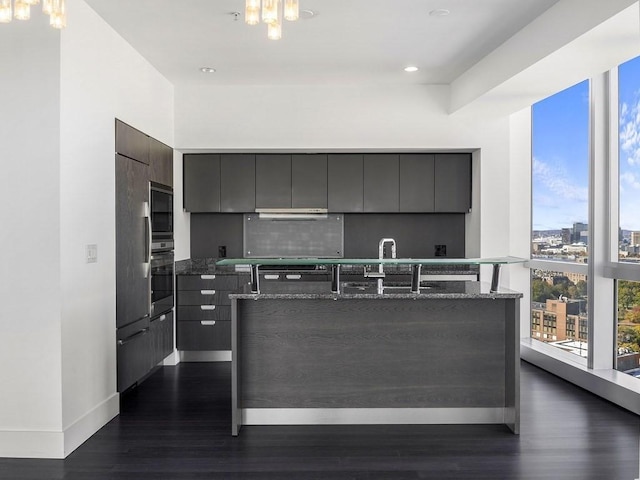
[0,393,119,459]
[63,393,119,457]
[179,350,231,362]
[162,349,180,366]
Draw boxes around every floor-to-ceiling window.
[615,55,640,378]
[531,80,590,357]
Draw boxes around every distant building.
[572,222,588,245]
[531,298,587,343]
[631,231,640,246]
[562,228,572,245]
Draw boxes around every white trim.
[0,393,119,459]
[63,393,119,457]
[522,339,640,415]
[162,349,180,366]
[242,408,506,426]
[179,350,231,362]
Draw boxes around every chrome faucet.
[376,238,396,293]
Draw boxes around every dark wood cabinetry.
[435,153,471,212]
[327,154,364,212]
[292,154,328,208]
[149,137,173,187]
[400,154,435,212]
[184,154,220,212]
[182,152,471,213]
[221,154,256,212]
[176,274,240,351]
[115,120,150,165]
[116,118,174,392]
[255,154,292,208]
[364,154,399,212]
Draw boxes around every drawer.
[177,305,231,321]
[177,274,238,291]
[177,320,231,350]
[260,273,330,282]
[177,290,232,306]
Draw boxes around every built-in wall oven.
[150,182,174,317]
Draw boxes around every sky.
[532,54,640,233]
[618,55,640,232]
[532,80,589,232]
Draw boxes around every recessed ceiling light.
[200,67,216,73]
[404,66,419,73]
[429,9,450,17]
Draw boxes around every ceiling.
[85,0,560,88]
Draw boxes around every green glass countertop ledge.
[215,256,527,266]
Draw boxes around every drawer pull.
[286,274,302,280]
[200,320,216,326]
[159,314,166,321]
[200,274,216,280]
[200,305,216,311]
[264,274,280,280]
[200,289,216,295]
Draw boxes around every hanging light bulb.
[245,0,260,26]
[23,0,40,5]
[0,0,11,23]
[49,0,65,29]
[262,0,278,25]
[42,0,53,15]
[14,0,31,20]
[267,20,281,40]
[284,0,298,21]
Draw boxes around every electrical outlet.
[218,245,227,258]
[435,244,447,257]
[86,244,98,263]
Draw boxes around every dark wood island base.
[230,281,522,436]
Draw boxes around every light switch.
[86,244,98,263]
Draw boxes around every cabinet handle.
[264,274,280,280]
[159,314,166,321]
[201,274,216,280]
[200,320,216,326]
[200,305,216,311]
[286,274,302,280]
[200,290,216,295]
[117,327,149,346]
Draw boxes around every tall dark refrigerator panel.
[116,153,152,391]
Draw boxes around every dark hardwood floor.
[1,361,638,479]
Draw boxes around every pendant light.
[0,0,66,28]
[245,0,300,40]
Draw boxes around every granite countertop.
[176,258,480,277]
[228,280,522,300]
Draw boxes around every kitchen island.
[221,257,524,436]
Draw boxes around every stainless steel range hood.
[255,208,329,219]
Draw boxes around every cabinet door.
[292,154,328,208]
[363,154,399,212]
[183,154,220,212]
[434,153,471,212]
[115,119,149,164]
[151,311,174,365]
[115,154,150,328]
[327,154,363,212]
[399,154,435,212]
[221,154,255,212]
[149,137,173,187]
[255,154,292,208]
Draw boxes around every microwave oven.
[150,182,173,251]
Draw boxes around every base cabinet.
[150,311,174,366]
[176,274,239,351]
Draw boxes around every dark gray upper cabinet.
[363,154,399,212]
[255,154,292,209]
[183,154,221,212]
[149,137,173,187]
[434,153,472,212]
[399,154,435,212]
[221,154,256,212]
[328,154,364,212]
[292,154,328,208]
[115,119,149,165]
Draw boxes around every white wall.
[0,0,174,458]
[0,16,65,457]
[175,84,513,280]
